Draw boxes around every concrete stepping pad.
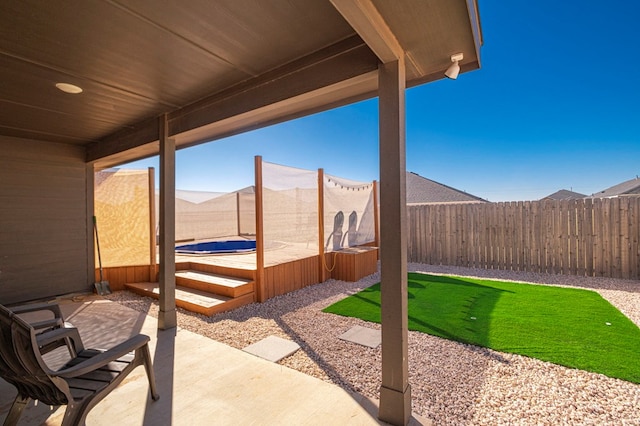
[338,325,381,348]
[242,335,300,362]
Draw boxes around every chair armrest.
[55,334,151,378]
[36,326,84,353]
[29,317,64,331]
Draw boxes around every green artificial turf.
[323,272,640,383]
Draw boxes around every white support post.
[159,114,177,329]
[378,58,411,426]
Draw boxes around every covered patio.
[0,295,430,425]
[0,1,482,424]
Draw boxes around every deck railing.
[408,198,640,280]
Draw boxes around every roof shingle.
[406,172,487,204]
[591,177,640,198]
[542,189,586,201]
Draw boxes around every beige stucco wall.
[0,135,89,304]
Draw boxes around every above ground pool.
[175,239,256,255]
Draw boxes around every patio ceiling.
[0,0,481,168]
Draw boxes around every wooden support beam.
[236,192,241,237]
[86,163,95,288]
[373,179,380,253]
[378,58,411,426]
[158,114,177,330]
[254,155,265,302]
[148,167,156,277]
[318,168,328,282]
[330,0,403,63]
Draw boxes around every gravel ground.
[106,264,640,425]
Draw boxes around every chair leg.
[3,394,30,426]
[140,343,160,401]
[61,400,90,426]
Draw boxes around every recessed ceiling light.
[55,83,83,94]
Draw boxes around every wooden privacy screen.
[408,198,640,280]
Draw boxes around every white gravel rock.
[106,263,640,425]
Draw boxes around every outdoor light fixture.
[55,82,83,94]
[444,53,464,80]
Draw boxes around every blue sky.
[123,0,640,202]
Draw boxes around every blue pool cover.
[175,240,256,254]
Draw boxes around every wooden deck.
[175,270,254,298]
[175,242,317,269]
[125,281,255,316]
[104,243,376,316]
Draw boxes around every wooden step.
[175,270,254,298]
[125,282,255,316]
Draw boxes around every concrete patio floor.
[1,296,428,425]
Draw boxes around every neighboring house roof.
[542,189,587,201]
[406,172,487,204]
[166,186,255,204]
[174,190,226,204]
[591,176,640,198]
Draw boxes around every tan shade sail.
[94,169,152,267]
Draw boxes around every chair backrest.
[0,304,69,405]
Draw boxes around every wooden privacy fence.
[408,198,640,280]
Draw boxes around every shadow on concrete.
[144,327,176,425]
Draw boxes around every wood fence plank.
[430,205,437,265]
[553,200,562,274]
[433,205,438,265]
[417,206,423,263]
[423,206,430,264]
[513,201,520,270]
[501,202,508,270]
[584,198,594,277]
[521,201,528,271]
[594,198,604,276]
[574,199,584,276]
[560,199,570,275]
[528,202,540,272]
[544,200,553,274]
[503,202,511,270]
[471,203,479,268]
[443,204,449,265]
[629,197,640,280]
[570,200,579,275]
[418,206,425,263]
[511,202,517,270]
[408,207,415,262]
[447,205,453,266]
[584,199,595,277]
[495,203,501,270]
[457,203,464,266]
[494,203,501,270]
[512,201,518,270]
[405,199,638,279]
[620,198,630,279]
[602,198,610,277]
[604,198,613,277]
[479,203,486,268]
[611,197,621,278]
[467,204,474,268]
